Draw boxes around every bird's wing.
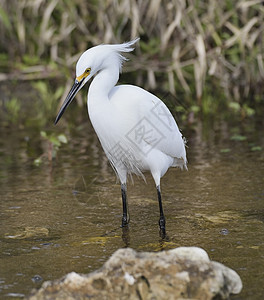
[109,85,187,162]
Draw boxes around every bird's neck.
[87,66,120,147]
[88,67,119,102]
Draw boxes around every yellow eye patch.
[76,68,91,82]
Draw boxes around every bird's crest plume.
[76,38,140,76]
[106,38,140,71]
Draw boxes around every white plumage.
[55,38,187,235]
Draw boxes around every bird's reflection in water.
[121,227,130,247]
[121,226,170,250]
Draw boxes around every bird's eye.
[85,68,91,74]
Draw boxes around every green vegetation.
[0,0,263,123]
[4,97,21,124]
[34,131,68,166]
[31,81,64,125]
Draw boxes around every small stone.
[220,228,229,235]
[31,275,43,283]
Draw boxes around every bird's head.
[54,38,139,125]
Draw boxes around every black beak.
[54,78,84,125]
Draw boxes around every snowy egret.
[55,38,187,234]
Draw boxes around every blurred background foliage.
[0,0,263,127]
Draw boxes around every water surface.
[0,117,263,299]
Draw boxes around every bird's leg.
[121,183,129,227]
[157,185,166,234]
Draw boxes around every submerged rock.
[28,247,242,300]
[5,227,49,240]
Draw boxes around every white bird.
[55,38,187,235]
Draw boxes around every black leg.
[157,185,166,234]
[121,183,129,227]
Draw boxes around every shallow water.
[0,117,264,299]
